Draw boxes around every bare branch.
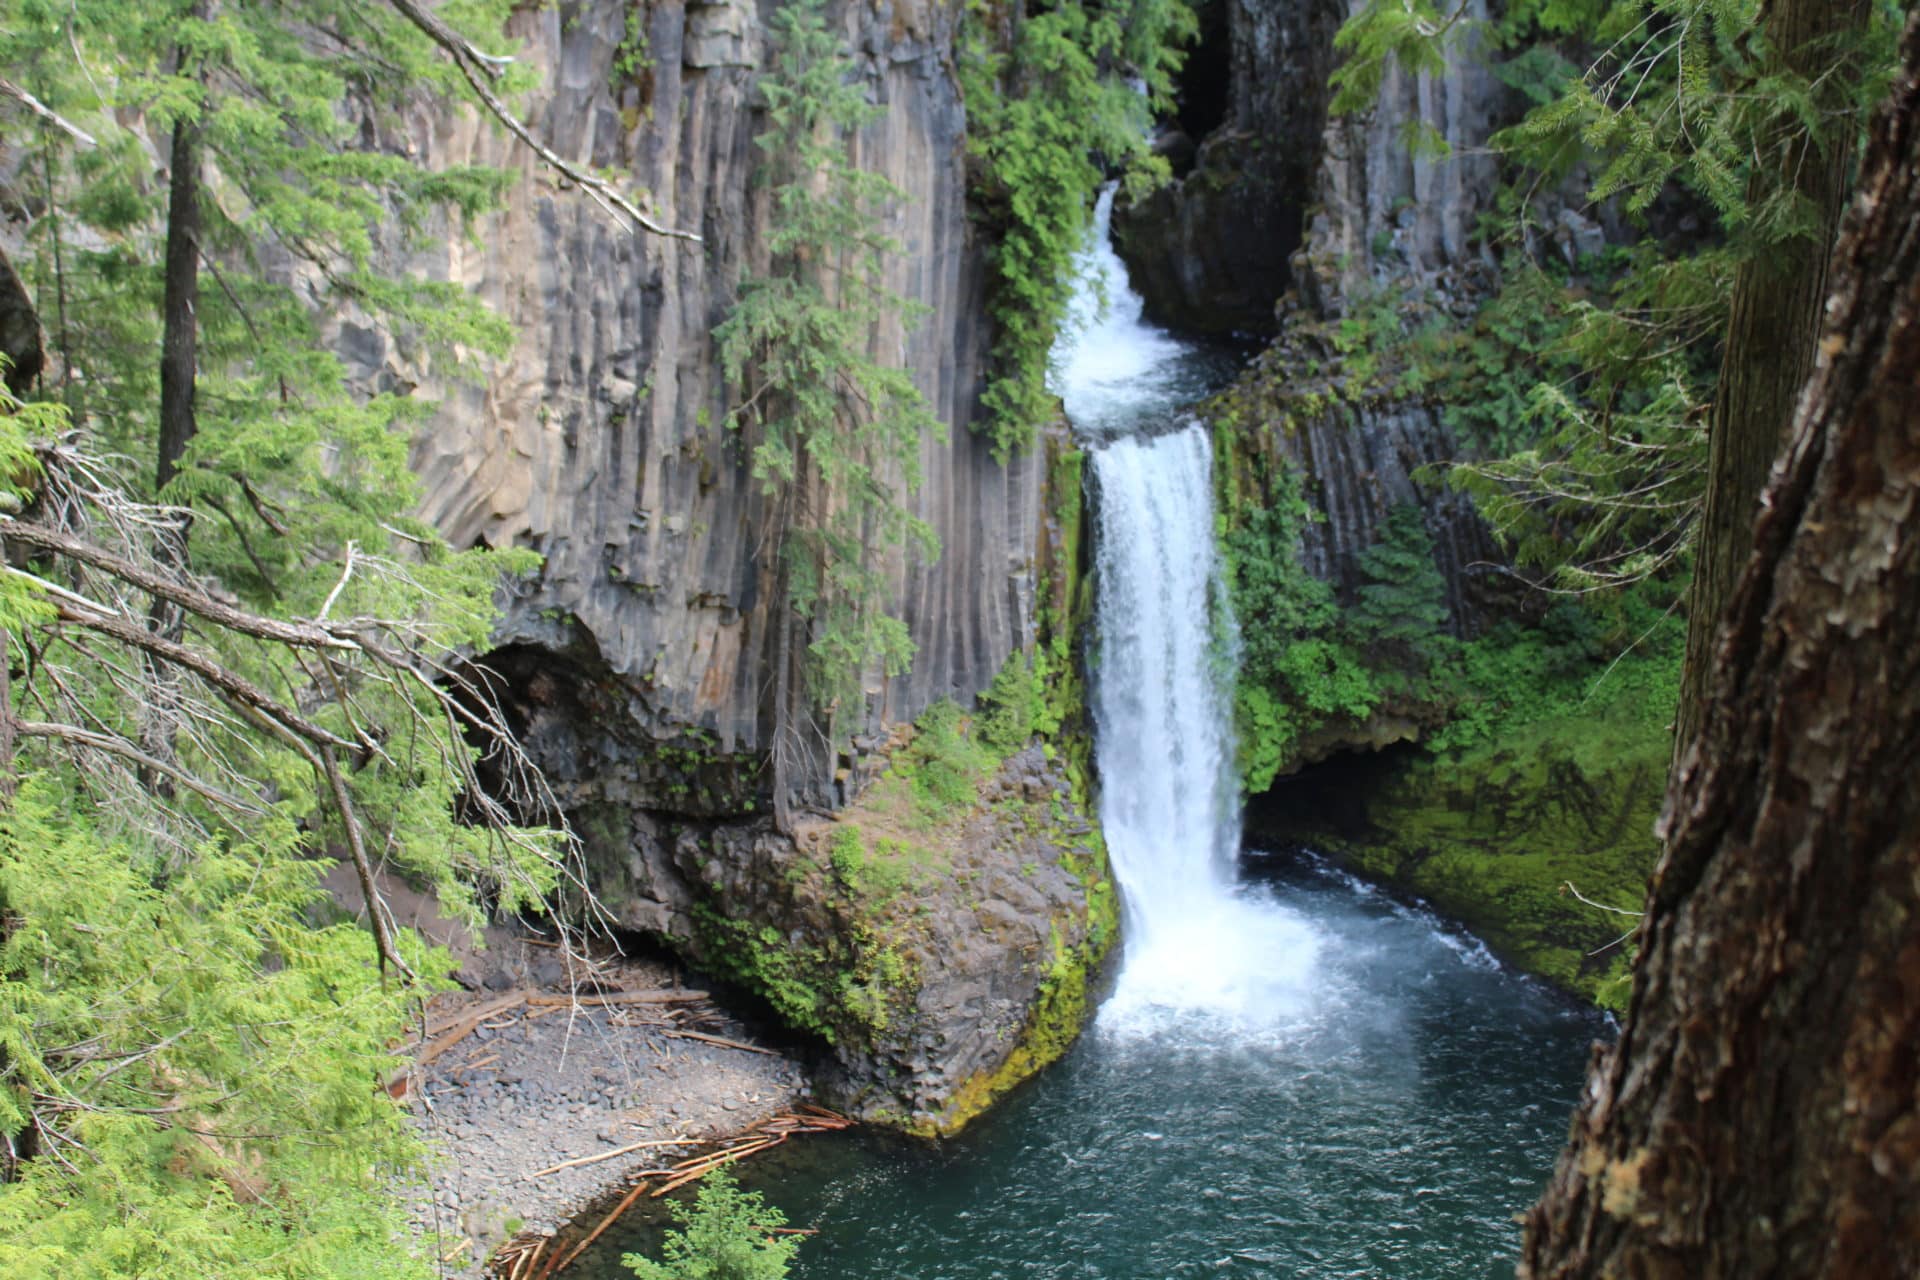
[381,0,701,243]
[0,75,97,146]
[16,719,264,815]
[0,518,358,652]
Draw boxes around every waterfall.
[1055,189,1319,1034]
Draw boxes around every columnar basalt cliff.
[1111,0,1347,337]
[1117,0,1514,631]
[330,0,1105,1121]
[348,0,1041,783]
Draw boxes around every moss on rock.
[1261,702,1669,1010]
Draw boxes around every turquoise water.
[576,185,1600,1280]
[582,853,1602,1280]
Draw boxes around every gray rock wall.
[353,0,1043,787]
[1112,0,1348,335]
[1272,398,1503,634]
[1176,0,1518,631]
[1294,0,1506,312]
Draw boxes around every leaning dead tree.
[1520,14,1920,1278]
[0,431,606,979]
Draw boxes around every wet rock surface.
[654,744,1116,1134]
[1112,0,1348,335]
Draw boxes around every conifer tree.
[716,0,940,827]
[0,5,625,1273]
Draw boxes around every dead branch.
[0,75,97,146]
[15,719,264,815]
[382,0,701,243]
[0,441,602,989]
[526,1138,695,1180]
[0,518,357,652]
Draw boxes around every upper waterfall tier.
[1053,187,1232,441]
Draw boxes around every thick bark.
[0,244,43,396]
[1520,16,1920,1279]
[1673,0,1873,752]
[155,112,201,494]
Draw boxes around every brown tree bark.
[1672,0,1873,753]
[1520,15,1920,1279]
[155,108,201,495]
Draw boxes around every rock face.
[352,0,1043,788]
[1112,0,1349,336]
[1123,0,1516,618]
[677,745,1115,1133]
[332,1,1103,1127]
[1219,373,1508,637]
[1290,0,1506,313]
[1167,0,1512,621]
[494,627,1117,1129]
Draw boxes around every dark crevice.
[1242,743,1423,851]
[1172,0,1232,152]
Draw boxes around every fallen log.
[547,1178,651,1275]
[659,1028,780,1057]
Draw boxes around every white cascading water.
[1054,189,1319,1033]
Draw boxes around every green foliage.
[1219,470,1384,791]
[718,0,939,715]
[624,1170,799,1280]
[613,3,654,84]
[1417,238,1723,591]
[827,824,867,891]
[3,0,526,606]
[0,784,432,1279]
[1429,584,1684,756]
[0,5,594,1274]
[694,909,833,1041]
[888,699,998,822]
[958,0,1196,455]
[976,651,1057,756]
[1348,505,1451,665]
[1218,441,1681,793]
[1328,1,1899,596]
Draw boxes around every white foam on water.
[1052,187,1193,438]
[1053,190,1324,1044]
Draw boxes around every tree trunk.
[1672,0,1873,752]
[155,108,201,495]
[1520,15,1920,1278]
[0,244,43,397]
[145,62,206,790]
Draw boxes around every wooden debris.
[660,1028,782,1057]
[419,990,530,1042]
[508,1108,856,1276]
[524,989,710,1009]
[526,1138,696,1180]
[547,1178,650,1276]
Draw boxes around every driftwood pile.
[489,1106,855,1278]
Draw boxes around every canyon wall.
[344,0,1043,795]
[329,0,1100,1121]
[1121,0,1516,644]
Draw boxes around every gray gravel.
[400,955,805,1275]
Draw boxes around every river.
[578,188,1604,1280]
